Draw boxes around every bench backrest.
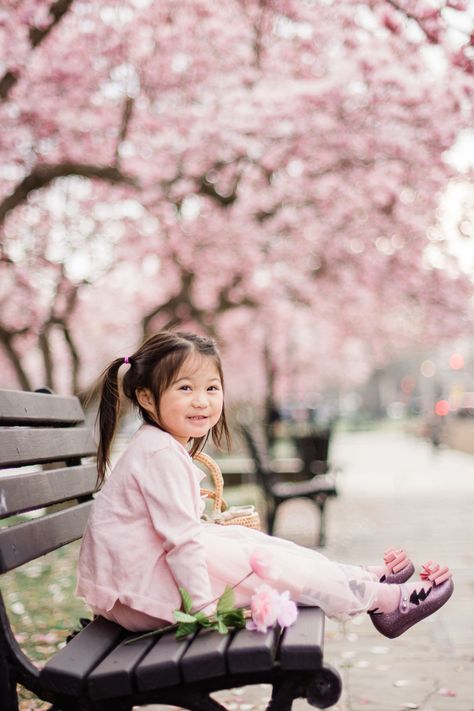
[293,430,332,471]
[0,389,96,575]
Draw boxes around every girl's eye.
[208,385,221,391]
[179,385,192,391]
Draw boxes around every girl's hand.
[420,560,452,585]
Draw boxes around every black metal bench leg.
[316,497,327,548]
[172,688,228,711]
[266,680,298,711]
[266,500,277,535]
[306,665,343,708]
[0,668,19,711]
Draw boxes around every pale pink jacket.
[76,424,213,622]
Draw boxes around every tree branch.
[141,266,256,341]
[0,0,76,102]
[113,96,135,168]
[0,162,138,226]
[197,174,240,206]
[385,0,471,48]
[40,275,82,393]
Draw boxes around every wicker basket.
[194,451,261,530]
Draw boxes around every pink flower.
[249,547,279,582]
[246,585,298,633]
[246,584,282,632]
[277,591,298,628]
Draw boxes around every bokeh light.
[434,400,450,417]
[420,360,436,377]
[401,376,416,394]
[449,353,464,370]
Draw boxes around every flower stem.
[125,569,255,644]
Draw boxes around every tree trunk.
[0,332,33,391]
[263,340,278,452]
[39,328,55,391]
[62,324,81,394]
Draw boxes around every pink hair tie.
[123,356,130,364]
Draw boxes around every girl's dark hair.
[95,331,230,488]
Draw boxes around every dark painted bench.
[292,429,333,476]
[240,427,338,548]
[0,389,342,710]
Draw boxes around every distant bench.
[215,456,307,487]
[0,388,342,711]
[240,427,339,548]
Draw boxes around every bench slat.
[88,633,157,700]
[180,628,230,683]
[227,627,279,674]
[0,427,95,469]
[0,501,92,573]
[39,617,125,696]
[0,389,84,425]
[278,607,324,670]
[135,633,191,692]
[0,464,97,519]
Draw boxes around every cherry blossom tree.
[1,0,473,405]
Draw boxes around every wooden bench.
[292,430,333,477]
[240,427,338,548]
[0,388,342,711]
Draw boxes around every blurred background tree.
[1,0,473,419]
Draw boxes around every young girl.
[77,331,453,637]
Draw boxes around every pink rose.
[246,585,298,633]
[249,547,279,582]
[246,584,281,632]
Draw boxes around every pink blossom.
[1,0,473,396]
[249,547,279,582]
[277,591,298,628]
[246,585,282,633]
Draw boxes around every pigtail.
[96,359,124,488]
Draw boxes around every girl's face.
[158,353,224,446]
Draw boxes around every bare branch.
[385,0,471,46]
[0,72,18,102]
[216,276,256,312]
[0,0,75,102]
[198,174,240,206]
[0,162,138,226]
[29,0,76,47]
[113,96,135,168]
[141,264,256,341]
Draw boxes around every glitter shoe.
[380,560,415,585]
[369,579,454,639]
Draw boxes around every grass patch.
[1,541,90,709]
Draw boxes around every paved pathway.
[146,428,474,711]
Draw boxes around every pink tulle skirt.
[94,524,381,630]
[201,523,379,619]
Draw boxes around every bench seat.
[38,607,340,709]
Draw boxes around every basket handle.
[194,451,228,513]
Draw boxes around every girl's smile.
[158,354,224,446]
